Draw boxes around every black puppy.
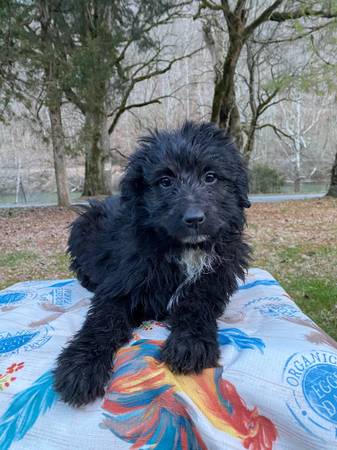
[53,121,250,407]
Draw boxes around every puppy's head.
[121,122,250,244]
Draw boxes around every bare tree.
[239,36,291,163]
[196,0,337,150]
[275,94,324,191]
[309,26,337,197]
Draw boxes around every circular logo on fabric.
[283,350,337,441]
[303,363,337,424]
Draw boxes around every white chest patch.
[167,248,216,311]
[180,248,215,281]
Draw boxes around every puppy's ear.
[120,155,144,203]
[237,164,251,209]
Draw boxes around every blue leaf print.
[217,328,265,353]
[0,331,39,354]
[49,280,75,288]
[0,292,26,305]
[0,371,58,450]
[239,279,279,290]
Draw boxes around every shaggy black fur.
[53,121,251,407]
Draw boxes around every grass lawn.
[0,198,336,339]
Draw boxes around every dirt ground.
[1,197,337,337]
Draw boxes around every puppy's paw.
[53,348,112,407]
[161,333,220,374]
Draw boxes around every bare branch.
[107,68,194,135]
[199,0,224,12]
[114,95,171,115]
[302,108,323,135]
[256,123,296,143]
[252,21,335,45]
[259,96,291,113]
[244,0,283,37]
[257,87,280,115]
[110,147,128,160]
[245,40,257,117]
[310,34,336,66]
[128,45,172,79]
[116,7,190,64]
[108,93,171,134]
[133,47,203,84]
[63,87,86,115]
[269,5,337,22]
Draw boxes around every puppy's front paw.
[53,347,112,407]
[161,333,219,374]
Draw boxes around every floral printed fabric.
[0,269,336,450]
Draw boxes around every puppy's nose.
[183,207,205,227]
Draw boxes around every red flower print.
[0,362,25,391]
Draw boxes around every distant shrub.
[249,164,285,194]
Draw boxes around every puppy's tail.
[67,197,120,293]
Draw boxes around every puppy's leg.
[161,293,221,374]
[53,293,132,407]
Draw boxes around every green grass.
[0,251,72,290]
[0,250,38,268]
[0,250,39,290]
[278,244,335,260]
[55,253,72,274]
[253,241,337,340]
[281,277,337,340]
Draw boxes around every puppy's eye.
[158,176,173,188]
[204,172,218,184]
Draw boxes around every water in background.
[0,192,82,206]
[0,182,329,207]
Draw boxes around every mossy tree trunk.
[211,11,247,151]
[39,0,70,207]
[243,116,257,165]
[327,151,337,197]
[48,99,71,206]
[82,108,112,197]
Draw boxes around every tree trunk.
[294,177,301,193]
[242,39,257,166]
[83,109,112,197]
[212,41,244,149]
[327,151,337,197]
[243,117,257,165]
[48,102,71,207]
[39,1,70,207]
[293,136,302,193]
[210,12,246,151]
